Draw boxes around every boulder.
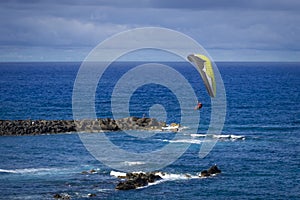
[115,172,162,190]
[53,193,70,199]
[136,118,147,125]
[146,173,162,183]
[207,165,221,174]
[200,170,210,177]
[133,176,148,187]
[88,193,97,197]
[199,165,221,177]
[148,118,159,126]
[130,116,138,121]
[53,193,62,199]
[116,180,137,190]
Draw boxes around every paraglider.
[194,101,203,110]
[188,54,216,110]
[187,54,216,98]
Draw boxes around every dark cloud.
[2,0,300,10]
[0,0,299,61]
[150,0,300,11]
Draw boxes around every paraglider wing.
[187,54,216,97]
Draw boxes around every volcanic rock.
[115,172,162,190]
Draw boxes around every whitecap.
[190,134,245,140]
[123,161,146,166]
[0,167,59,174]
[136,172,201,189]
[164,139,202,144]
[110,170,126,178]
[111,170,202,189]
[156,172,199,180]
[190,134,207,137]
[230,135,246,140]
[213,134,231,139]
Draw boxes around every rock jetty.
[0,117,165,136]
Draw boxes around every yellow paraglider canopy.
[187,54,216,97]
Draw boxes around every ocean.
[0,62,299,199]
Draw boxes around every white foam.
[213,134,230,139]
[230,135,246,140]
[163,139,202,144]
[110,170,202,189]
[0,167,60,174]
[137,172,201,189]
[123,161,146,166]
[213,134,246,140]
[156,172,199,180]
[97,188,113,192]
[190,134,207,137]
[179,126,189,130]
[190,134,245,140]
[110,170,126,178]
[162,133,245,144]
[0,169,18,173]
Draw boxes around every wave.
[156,172,199,180]
[178,126,189,131]
[110,170,127,178]
[158,134,245,145]
[162,139,202,144]
[111,170,205,189]
[0,167,57,174]
[190,134,245,140]
[0,167,72,175]
[123,161,146,166]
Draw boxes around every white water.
[0,167,62,174]
[110,170,206,189]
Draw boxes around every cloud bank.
[0,0,299,61]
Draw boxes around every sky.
[0,0,300,62]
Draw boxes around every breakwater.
[0,117,165,136]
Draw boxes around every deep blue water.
[0,62,299,199]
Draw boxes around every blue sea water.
[0,62,299,199]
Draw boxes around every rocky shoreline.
[53,165,222,198]
[113,165,222,190]
[0,117,166,136]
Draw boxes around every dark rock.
[100,124,108,130]
[136,118,147,125]
[207,165,221,174]
[148,118,159,126]
[125,172,134,179]
[0,117,164,136]
[131,116,138,121]
[200,170,210,177]
[53,193,62,199]
[116,172,162,190]
[116,180,136,190]
[81,169,97,174]
[200,165,221,177]
[134,176,148,187]
[147,173,162,183]
[53,193,70,199]
[88,193,97,197]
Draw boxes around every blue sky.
[0,0,299,62]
